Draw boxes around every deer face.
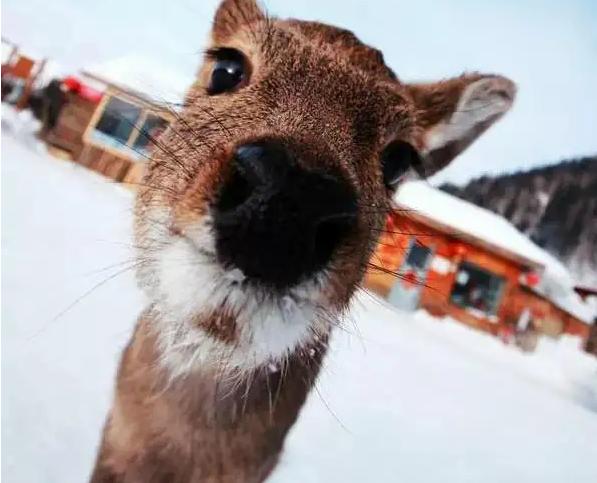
[135,0,515,373]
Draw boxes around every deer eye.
[380,140,422,188]
[207,48,246,95]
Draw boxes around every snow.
[1,41,14,64]
[2,112,143,481]
[81,55,195,105]
[395,181,561,272]
[275,304,597,483]
[2,117,597,482]
[395,181,593,323]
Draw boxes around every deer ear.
[407,74,516,177]
[212,0,265,42]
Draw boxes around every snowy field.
[2,114,597,483]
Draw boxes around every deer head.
[135,0,515,376]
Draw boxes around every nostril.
[234,144,269,186]
[312,214,356,268]
[217,165,253,212]
[217,141,292,213]
[234,141,290,187]
[213,139,359,289]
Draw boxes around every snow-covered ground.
[2,115,597,483]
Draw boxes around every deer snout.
[213,140,358,290]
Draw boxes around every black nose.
[213,140,358,289]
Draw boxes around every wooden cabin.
[1,40,47,107]
[574,286,597,356]
[41,56,192,186]
[365,181,594,352]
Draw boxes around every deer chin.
[138,211,333,379]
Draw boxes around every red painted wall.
[365,213,590,342]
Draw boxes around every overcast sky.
[3,0,596,184]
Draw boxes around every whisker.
[28,260,144,340]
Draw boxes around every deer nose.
[213,140,358,289]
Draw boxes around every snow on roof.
[1,41,14,64]
[394,181,548,268]
[81,55,195,106]
[394,181,594,323]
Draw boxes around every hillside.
[440,157,597,279]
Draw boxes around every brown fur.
[92,1,515,481]
[91,312,327,482]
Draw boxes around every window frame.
[130,113,169,156]
[449,260,506,319]
[401,239,433,273]
[84,88,170,161]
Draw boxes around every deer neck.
[94,309,329,482]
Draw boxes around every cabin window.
[132,115,169,156]
[403,243,432,272]
[90,95,169,160]
[93,97,141,148]
[450,261,505,317]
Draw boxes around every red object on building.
[523,271,541,287]
[451,242,468,257]
[402,270,418,288]
[63,76,81,91]
[78,84,103,103]
[62,76,103,103]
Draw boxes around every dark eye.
[207,48,246,95]
[380,140,421,188]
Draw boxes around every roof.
[81,55,195,107]
[394,181,594,324]
[394,181,554,268]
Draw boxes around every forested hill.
[440,156,597,278]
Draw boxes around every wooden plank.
[44,92,97,154]
[122,162,145,189]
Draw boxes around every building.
[365,181,594,352]
[1,39,47,107]
[41,55,194,186]
[574,286,597,356]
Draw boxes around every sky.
[2,0,597,184]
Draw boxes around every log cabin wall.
[121,162,145,187]
[510,287,591,345]
[44,91,97,157]
[564,317,591,346]
[507,288,560,336]
[76,143,133,182]
[365,213,593,346]
[586,324,597,356]
[365,214,525,335]
[37,82,166,186]
[75,86,170,185]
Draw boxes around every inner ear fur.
[407,73,516,177]
[212,0,266,43]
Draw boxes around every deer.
[90,1,516,481]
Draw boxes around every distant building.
[365,181,594,353]
[1,39,47,107]
[573,286,597,356]
[41,55,193,185]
